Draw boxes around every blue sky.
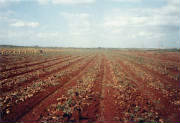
[0,0,179,48]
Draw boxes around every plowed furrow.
[1,56,82,93]
[100,57,118,123]
[121,53,180,75]
[115,52,180,74]
[81,56,105,122]
[0,55,70,73]
[12,56,97,122]
[117,59,180,122]
[114,51,180,64]
[136,52,180,64]
[114,55,179,88]
[133,53,180,75]
[91,57,104,122]
[0,56,77,81]
[0,55,52,69]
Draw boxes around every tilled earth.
[0,50,180,123]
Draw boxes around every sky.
[0,0,179,48]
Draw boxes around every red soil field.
[0,49,180,123]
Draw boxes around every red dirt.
[117,59,180,122]
[100,57,119,122]
[136,51,180,63]
[116,51,180,74]
[0,56,81,93]
[1,50,180,123]
[117,50,180,64]
[17,55,97,123]
[0,55,76,81]
[134,52,180,74]
[79,56,105,123]
[0,55,70,73]
[114,55,180,88]
[0,55,53,70]
[1,55,97,122]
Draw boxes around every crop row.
[0,56,80,92]
[38,56,102,123]
[108,57,163,122]
[0,55,93,121]
[18,55,98,122]
[114,52,180,81]
[112,55,180,122]
[0,55,72,80]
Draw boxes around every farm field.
[0,48,180,123]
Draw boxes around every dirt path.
[72,55,105,123]
[99,56,120,123]
[90,56,104,122]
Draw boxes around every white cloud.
[0,0,20,7]
[103,1,179,28]
[52,0,95,4]
[38,0,49,4]
[0,0,20,2]
[166,0,180,5]
[62,12,91,35]
[104,16,148,28]
[62,12,90,19]
[36,0,95,5]
[1,0,179,48]
[112,0,142,2]
[0,0,5,3]
[10,20,40,28]
[100,0,180,48]
[37,32,59,38]
[0,0,96,5]
[104,14,179,28]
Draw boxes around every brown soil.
[117,59,180,122]
[0,56,81,93]
[1,56,97,122]
[1,51,179,123]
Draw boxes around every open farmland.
[0,48,180,123]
